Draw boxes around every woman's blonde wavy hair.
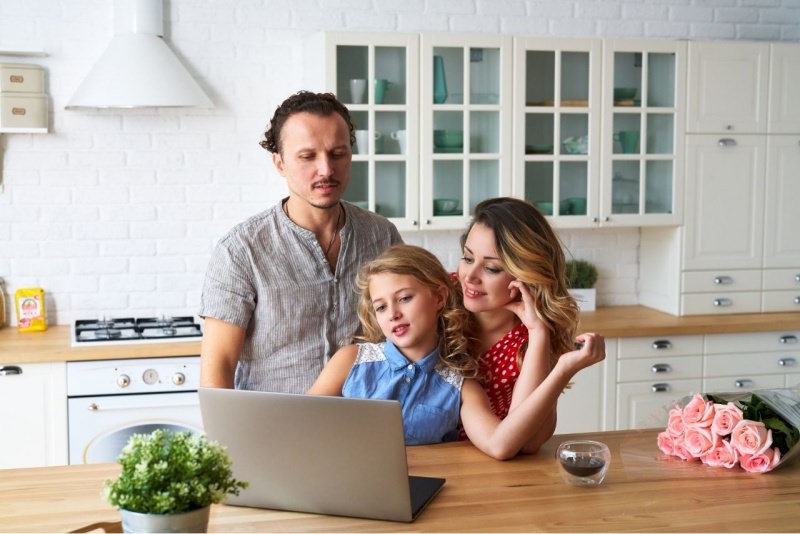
[356,244,481,378]
[460,197,579,370]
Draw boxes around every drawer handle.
[0,365,23,376]
[651,383,671,393]
[795,273,800,282]
[794,296,800,305]
[734,379,753,389]
[652,340,672,350]
[713,298,732,307]
[713,275,733,285]
[717,138,737,147]
[651,364,672,374]
[779,335,798,345]
[778,358,796,367]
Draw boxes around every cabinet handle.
[725,125,733,131]
[794,273,800,282]
[652,339,672,350]
[734,379,753,389]
[794,296,800,305]
[713,298,732,307]
[412,220,418,226]
[717,138,737,147]
[651,383,671,393]
[651,364,672,374]
[0,365,23,376]
[713,275,733,285]
[425,219,431,225]
[779,335,798,345]
[778,358,796,367]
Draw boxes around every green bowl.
[534,201,553,216]
[614,87,637,100]
[433,129,464,148]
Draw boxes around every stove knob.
[116,374,131,388]
[172,372,186,386]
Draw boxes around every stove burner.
[95,319,116,329]
[161,327,177,336]
[95,328,122,340]
[72,316,203,345]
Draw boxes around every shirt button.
[405,377,411,383]
[407,364,413,370]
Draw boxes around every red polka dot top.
[479,322,528,419]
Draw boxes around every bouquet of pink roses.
[657,390,799,473]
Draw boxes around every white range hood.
[66,0,213,109]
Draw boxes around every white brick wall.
[0,0,798,325]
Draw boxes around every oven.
[67,316,204,465]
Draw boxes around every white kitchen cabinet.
[767,43,800,134]
[686,41,770,134]
[511,37,602,228]
[599,39,686,227]
[555,339,613,435]
[0,362,67,468]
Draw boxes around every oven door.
[68,392,202,464]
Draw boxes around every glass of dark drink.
[556,440,611,486]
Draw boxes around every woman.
[456,197,583,450]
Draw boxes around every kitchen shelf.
[0,50,47,57]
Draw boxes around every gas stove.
[71,316,203,347]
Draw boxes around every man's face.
[272,111,352,210]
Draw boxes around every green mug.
[618,131,640,154]
[374,79,392,104]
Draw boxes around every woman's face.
[457,223,517,314]
[368,272,446,360]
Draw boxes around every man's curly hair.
[259,91,355,154]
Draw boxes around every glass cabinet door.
[316,32,420,231]
[419,34,513,229]
[601,40,686,226]
[512,38,601,228]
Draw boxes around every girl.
[309,244,604,460]
[456,197,582,450]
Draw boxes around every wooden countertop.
[2,428,798,532]
[1,307,798,365]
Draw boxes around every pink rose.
[671,436,697,462]
[701,439,738,468]
[657,431,676,455]
[739,447,782,473]
[667,407,685,437]
[731,420,773,456]
[682,393,714,428]
[684,426,717,458]
[711,402,743,437]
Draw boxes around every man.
[200,91,402,392]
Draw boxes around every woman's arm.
[307,344,358,396]
[460,333,606,460]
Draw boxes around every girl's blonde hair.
[460,197,579,370]
[356,244,481,378]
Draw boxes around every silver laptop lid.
[199,387,432,522]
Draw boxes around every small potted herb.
[566,259,598,312]
[104,429,248,533]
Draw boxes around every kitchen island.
[1,428,798,532]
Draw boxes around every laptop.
[198,387,445,522]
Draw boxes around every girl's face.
[368,272,446,361]
[458,223,517,314]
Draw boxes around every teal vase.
[433,55,448,104]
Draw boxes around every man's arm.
[200,317,247,388]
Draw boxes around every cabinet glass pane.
[471,111,499,153]
[432,160,464,215]
[524,51,555,105]
[561,52,590,101]
[646,113,674,154]
[559,162,589,216]
[524,161,554,215]
[432,47,462,105]
[560,113,589,155]
[375,162,406,218]
[376,111,406,155]
[613,52,642,105]
[525,113,555,153]
[611,161,640,214]
[647,53,676,108]
[337,46,368,105]
[644,160,673,214]
[469,47,501,104]
[433,110,464,153]
[375,47,407,105]
[613,114,641,155]
[469,160,499,214]
[343,162,369,207]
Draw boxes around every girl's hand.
[503,280,545,334]
[557,332,606,375]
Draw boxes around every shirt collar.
[383,340,440,372]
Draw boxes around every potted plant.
[566,259,598,312]
[104,429,248,533]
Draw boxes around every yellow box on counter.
[0,63,45,93]
[14,287,47,332]
[0,93,48,132]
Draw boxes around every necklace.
[283,201,342,257]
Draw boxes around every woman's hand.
[503,280,546,335]
[557,332,606,375]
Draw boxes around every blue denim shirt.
[342,341,463,445]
